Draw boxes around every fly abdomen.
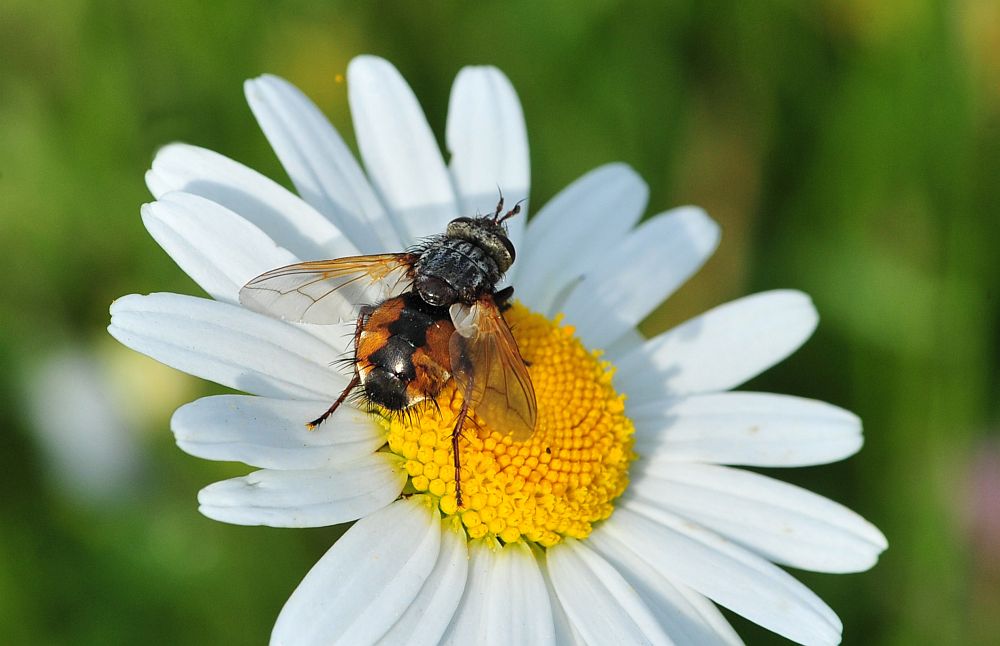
[357,293,451,411]
[362,367,410,410]
[361,337,417,410]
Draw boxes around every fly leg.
[306,305,373,429]
[306,374,359,429]
[451,393,471,508]
[493,285,515,311]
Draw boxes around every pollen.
[382,303,635,547]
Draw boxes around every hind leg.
[306,374,360,429]
[306,305,373,429]
[451,394,471,508]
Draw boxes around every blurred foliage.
[2,0,999,644]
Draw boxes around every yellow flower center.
[382,303,635,547]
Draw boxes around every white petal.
[539,561,588,646]
[245,74,399,253]
[547,538,674,645]
[141,192,299,304]
[617,290,819,403]
[604,327,646,362]
[378,520,469,646]
[587,529,743,645]
[562,207,720,349]
[198,452,405,527]
[517,163,648,314]
[145,143,358,260]
[668,582,745,646]
[631,392,863,467]
[629,462,887,573]
[443,541,555,645]
[108,293,344,399]
[171,395,384,470]
[446,65,529,258]
[440,539,494,645]
[271,498,439,645]
[491,543,555,646]
[348,56,459,244]
[601,504,842,645]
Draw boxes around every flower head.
[110,55,886,645]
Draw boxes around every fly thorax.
[415,239,501,305]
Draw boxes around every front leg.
[492,285,515,311]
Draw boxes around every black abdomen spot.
[368,339,417,382]
[363,369,410,410]
[387,296,440,347]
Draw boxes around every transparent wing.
[449,297,537,440]
[239,253,417,324]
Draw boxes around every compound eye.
[450,217,473,225]
[500,236,515,263]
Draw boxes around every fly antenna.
[498,198,527,223]
[492,186,505,221]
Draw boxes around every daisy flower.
[109,55,886,645]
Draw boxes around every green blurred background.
[2,0,998,644]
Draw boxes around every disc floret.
[384,303,635,547]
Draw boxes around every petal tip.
[151,140,190,159]
[108,292,142,315]
[455,64,510,84]
[603,161,646,184]
[675,205,722,249]
[765,289,821,333]
[144,169,164,197]
[245,74,291,102]
[347,55,396,80]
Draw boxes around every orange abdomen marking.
[356,293,454,409]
